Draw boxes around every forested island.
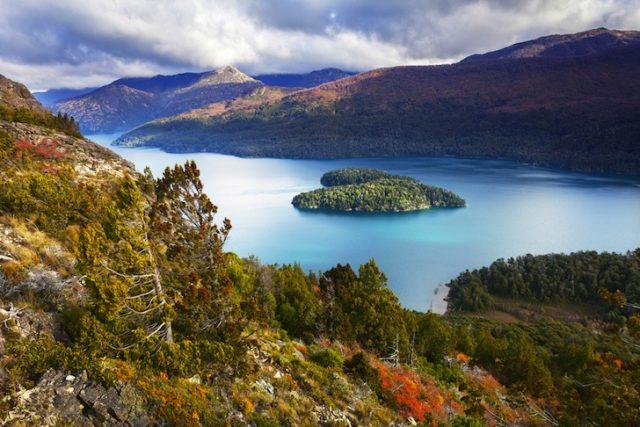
[292,168,465,212]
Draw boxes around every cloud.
[0,0,638,89]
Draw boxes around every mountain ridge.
[116,28,640,175]
[42,68,354,133]
[461,27,640,62]
[52,66,262,133]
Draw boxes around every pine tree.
[75,175,174,348]
[150,161,233,340]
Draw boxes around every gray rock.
[2,369,151,426]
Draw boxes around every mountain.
[33,87,98,109]
[116,28,640,175]
[2,73,640,425]
[253,68,355,88]
[50,67,354,134]
[462,27,640,62]
[52,66,262,133]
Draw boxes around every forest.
[446,251,640,317]
[292,168,466,212]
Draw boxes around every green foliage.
[309,347,344,368]
[128,339,236,378]
[344,352,384,397]
[447,251,640,318]
[293,168,465,212]
[0,167,98,239]
[0,104,81,137]
[413,313,452,363]
[446,315,640,424]
[5,336,127,388]
[320,168,395,186]
[473,328,553,396]
[450,414,484,427]
[273,264,320,337]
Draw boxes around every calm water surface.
[91,134,640,311]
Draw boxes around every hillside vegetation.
[117,29,640,175]
[1,74,640,425]
[293,168,465,212]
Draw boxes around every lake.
[90,134,640,312]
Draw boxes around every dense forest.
[320,168,397,186]
[292,168,465,212]
[447,251,640,316]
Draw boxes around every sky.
[1,0,639,90]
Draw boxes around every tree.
[414,313,452,363]
[150,161,233,340]
[75,161,234,349]
[273,264,319,337]
[75,175,174,348]
[320,261,409,356]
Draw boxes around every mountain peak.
[194,65,258,87]
[461,27,640,63]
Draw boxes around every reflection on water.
[90,134,640,311]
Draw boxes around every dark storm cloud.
[0,0,637,89]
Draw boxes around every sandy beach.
[430,283,449,314]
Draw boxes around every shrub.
[309,347,344,368]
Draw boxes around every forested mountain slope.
[253,68,355,88]
[117,28,640,175]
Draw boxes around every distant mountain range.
[115,28,640,175]
[48,66,261,133]
[33,87,98,109]
[35,68,354,133]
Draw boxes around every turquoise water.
[91,134,640,311]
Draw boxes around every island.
[292,168,466,212]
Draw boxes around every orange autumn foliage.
[372,359,460,423]
[456,352,471,363]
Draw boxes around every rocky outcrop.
[2,370,150,426]
[0,120,134,179]
[0,75,48,114]
[0,302,68,358]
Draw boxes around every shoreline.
[429,283,449,314]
